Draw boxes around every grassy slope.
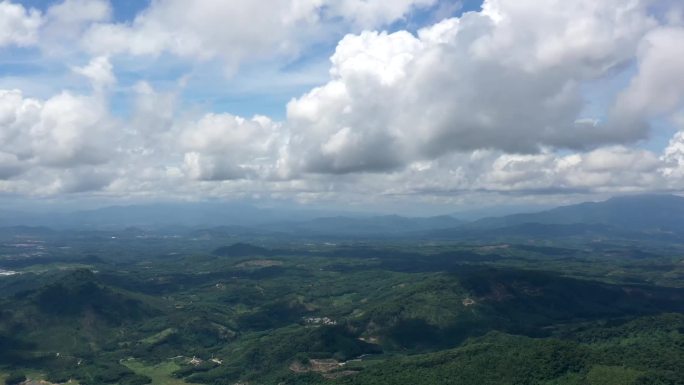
[123,360,200,385]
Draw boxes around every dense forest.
[1,220,684,384]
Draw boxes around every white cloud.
[0,89,42,163]
[129,81,178,142]
[367,145,668,198]
[80,0,436,70]
[72,56,116,90]
[662,130,684,178]
[0,89,114,171]
[0,87,121,196]
[613,26,684,119]
[180,114,285,181]
[476,0,656,74]
[82,1,319,71]
[0,0,110,51]
[0,0,42,47]
[2,0,684,207]
[41,0,111,54]
[33,92,113,167]
[284,0,658,174]
[46,0,111,27]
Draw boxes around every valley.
[1,196,684,384]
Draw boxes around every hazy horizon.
[0,193,638,220]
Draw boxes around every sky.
[1,0,684,215]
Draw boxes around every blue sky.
[9,0,484,120]
[17,0,150,21]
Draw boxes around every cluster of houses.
[303,316,337,325]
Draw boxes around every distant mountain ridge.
[2,194,684,239]
[0,203,464,236]
[260,215,464,236]
[0,202,360,229]
[469,194,684,231]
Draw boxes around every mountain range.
[2,194,684,239]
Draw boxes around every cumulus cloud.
[662,130,684,178]
[39,0,111,54]
[129,82,178,141]
[0,0,42,47]
[0,86,122,197]
[34,92,114,167]
[3,0,684,206]
[72,56,116,90]
[80,0,436,70]
[0,89,114,171]
[0,0,112,51]
[475,0,656,74]
[363,145,669,199]
[613,26,684,120]
[46,0,111,27]
[91,0,684,199]
[284,0,658,174]
[180,114,285,181]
